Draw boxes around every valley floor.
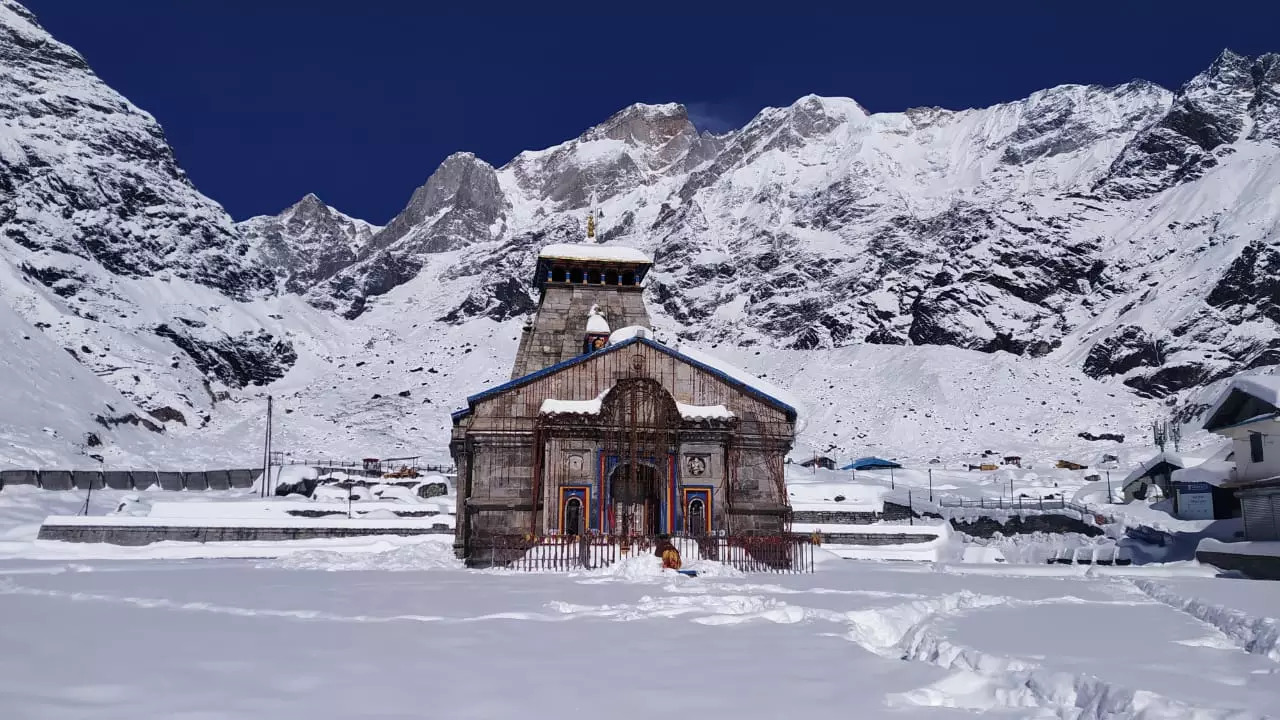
[1,486,1279,719]
[1,549,1278,719]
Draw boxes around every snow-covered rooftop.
[1232,375,1280,406]
[1171,460,1235,488]
[1204,373,1280,432]
[609,325,651,344]
[539,395,605,416]
[676,402,734,421]
[538,392,733,421]
[1121,450,1201,485]
[676,343,805,420]
[538,243,652,264]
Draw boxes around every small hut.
[1120,451,1186,502]
[799,456,837,471]
[841,457,902,471]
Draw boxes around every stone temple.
[450,212,797,561]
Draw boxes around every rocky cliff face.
[0,0,299,461]
[237,194,379,295]
[4,0,1280,465]
[0,1,272,300]
[320,64,1274,406]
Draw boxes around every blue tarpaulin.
[840,456,902,471]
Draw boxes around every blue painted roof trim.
[451,337,797,422]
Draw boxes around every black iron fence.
[469,533,814,573]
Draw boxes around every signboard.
[1176,485,1214,520]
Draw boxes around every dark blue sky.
[22,1,1280,224]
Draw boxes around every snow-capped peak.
[5,6,1280,470]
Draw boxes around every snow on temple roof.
[539,391,734,421]
[458,336,799,423]
[538,243,652,264]
[540,393,605,416]
[676,402,734,421]
[676,343,805,421]
[609,325,651,344]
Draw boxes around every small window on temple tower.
[587,269,602,284]
[622,271,636,286]
[605,270,619,285]
[552,268,566,283]
[570,268,584,284]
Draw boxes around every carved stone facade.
[451,243,797,560]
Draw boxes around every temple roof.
[537,243,652,264]
[452,336,798,423]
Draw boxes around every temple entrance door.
[610,462,661,536]
[601,376,680,537]
[564,497,583,536]
[687,498,706,536]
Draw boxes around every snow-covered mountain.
[2,0,1277,468]
[237,193,380,295]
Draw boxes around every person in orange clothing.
[656,538,682,570]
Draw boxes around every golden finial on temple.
[586,191,599,240]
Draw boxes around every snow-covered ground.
[3,477,1280,717]
[1,546,1278,718]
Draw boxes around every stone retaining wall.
[0,469,262,491]
[1195,551,1280,580]
[949,514,1103,538]
[794,502,917,526]
[821,532,937,545]
[36,523,453,546]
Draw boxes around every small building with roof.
[841,457,902,471]
[450,210,798,564]
[799,456,837,471]
[1201,375,1280,539]
[1120,450,1185,502]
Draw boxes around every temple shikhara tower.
[450,208,797,564]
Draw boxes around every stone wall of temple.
[510,284,649,379]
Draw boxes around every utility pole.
[928,469,933,503]
[1106,471,1113,504]
[260,396,273,498]
[82,454,103,516]
[890,466,895,490]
